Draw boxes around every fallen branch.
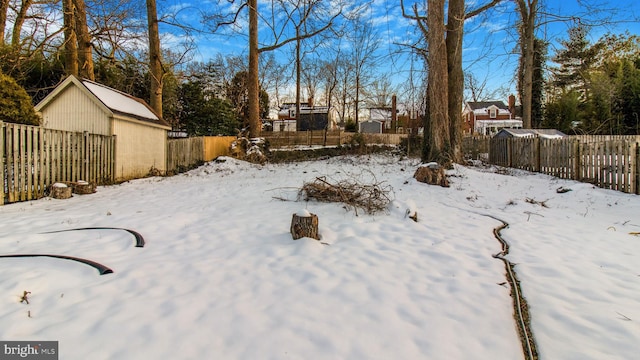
[525,197,549,208]
[20,291,31,304]
[298,175,393,215]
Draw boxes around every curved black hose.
[41,227,145,247]
[0,254,113,275]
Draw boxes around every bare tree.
[11,0,34,47]
[74,0,94,80]
[347,15,380,128]
[401,0,501,163]
[63,0,79,76]
[212,0,344,137]
[0,0,9,45]
[515,0,537,129]
[147,0,163,116]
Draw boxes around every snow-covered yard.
[1,154,638,359]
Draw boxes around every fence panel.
[203,136,236,161]
[166,137,204,173]
[463,135,491,160]
[489,135,638,195]
[1,122,115,205]
[263,131,405,148]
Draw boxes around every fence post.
[535,137,541,172]
[634,142,640,195]
[507,138,512,167]
[0,121,4,205]
[573,139,581,181]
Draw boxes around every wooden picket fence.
[489,136,640,194]
[1,122,116,205]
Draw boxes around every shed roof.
[35,75,170,128]
[495,128,567,139]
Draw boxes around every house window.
[489,108,497,118]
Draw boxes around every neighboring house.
[35,75,171,181]
[463,96,522,135]
[493,128,567,139]
[277,100,330,131]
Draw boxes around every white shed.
[35,75,171,181]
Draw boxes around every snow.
[83,81,159,121]
[1,154,639,359]
[295,209,312,217]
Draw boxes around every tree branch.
[465,0,502,20]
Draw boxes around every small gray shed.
[493,128,567,139]
[359,120,383,134]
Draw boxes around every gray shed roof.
[494,128,567,139]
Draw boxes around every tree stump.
[51,183,72,199]
[414,163,450,188]
[290,210,319,240]
[72,180,96,195]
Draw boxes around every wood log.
[51,183,72,199]
[290,211,319,240]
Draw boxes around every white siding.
[112,117,167,180]
[40,85,111,135]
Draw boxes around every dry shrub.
[298,175,393,215]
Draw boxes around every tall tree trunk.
[248,0,260,138]
[516,0,538,129]
[62,0,78,77]
[426,0,450,164]
[73,0,94,80]
[12,0,33,47]
[0,0,9,46]
[355,73,360,129]
[295,30,301,129]
[146,0,163,116]
[446,0,465,163]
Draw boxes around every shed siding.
[40,85,110,135]
[360,121,383,134]
[112,118,167,180]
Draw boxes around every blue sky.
[159,0,640,103]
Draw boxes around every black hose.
[41,227,145,247]
[0,254,113,275]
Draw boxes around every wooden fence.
[263,130,406,148]
[1,122,115,205]
[489,136,640,194]
[166,136,236,173]
[463,135,491,160]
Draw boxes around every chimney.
[508,94,516,117]
[308,97,314,108]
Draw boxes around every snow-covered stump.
[290,210,319,240]
[414,163,450,188]
[72,180,96,195]
[51,183,72,199]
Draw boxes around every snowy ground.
[0,154,638,359]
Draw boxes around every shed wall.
[39,85,111,135]
[112,118,167,180]
[360,121,383,134]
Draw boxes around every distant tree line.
[543,26,640,135]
